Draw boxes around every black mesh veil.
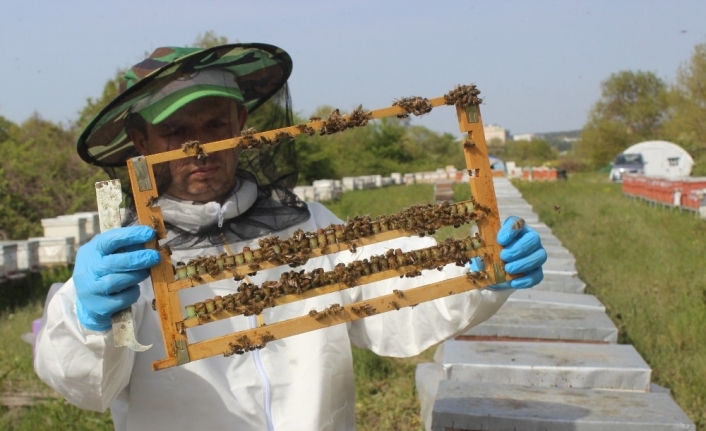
[106,84,311,250]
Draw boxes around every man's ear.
[128,128,149,156]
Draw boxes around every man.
[35,43,546,431]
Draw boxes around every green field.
[1,176,703,430]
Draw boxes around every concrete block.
[435,340,651,392]
[508,290,604,311]
[432,380,695,431]
[530,272,586,294]
[460,300,618,343]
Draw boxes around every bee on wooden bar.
[463,139,476,149]
[273,131,295,142]
[295,123,316,136]
[260,332,276,344]
[360,304,376,316]
[181,140,201,153]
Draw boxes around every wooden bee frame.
[126,85,508,370]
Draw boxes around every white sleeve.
[33,278,141,412]
[345,235,513,357]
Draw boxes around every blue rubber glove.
[73,226,161,331]
[467,216,547,290]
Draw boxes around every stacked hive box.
[416,177,695,431]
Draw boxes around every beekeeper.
[35,43,546,431]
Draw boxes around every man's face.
[130,96,247,204]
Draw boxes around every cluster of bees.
[223,332,276,356]
[178,84,482,161]
[318,105,372,135]
[392,96,434,118]
[172,200,488,284]
[183,235,485,320]
[443,84,483,108]
[180,140,209,159]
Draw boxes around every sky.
[1,0,705,139]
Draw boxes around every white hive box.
[15,240,40,271]
[41,217,87,248]
[0,242,19,277]
[30,237,75,266]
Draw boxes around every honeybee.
[145,196,157,207]
[181,140,200,153]
[346,241,357,253]
[512,218,526,230]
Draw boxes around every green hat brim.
[77,43,292,168]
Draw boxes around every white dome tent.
[621,140,694,178]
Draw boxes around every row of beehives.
[416,177,696,431]
[623,173,706,217]
[0,212,103,278]
[293,167,471,202]
[505,162,561,181]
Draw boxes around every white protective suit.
[35,182,512,431]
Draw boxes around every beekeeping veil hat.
[76,43,309,249]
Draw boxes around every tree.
[192,31,229,49]
[0,115,105,239]
[576,71,668,169]
[504,138,557,167]
[663,43,706,175]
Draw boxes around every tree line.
[3,34,705,240]
[576,43,706,174]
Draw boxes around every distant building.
[513,133,535,142]
[483,124,509,144]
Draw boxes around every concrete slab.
[435,340,651,391]
[544,255,577,274]
[431,380,695,431]
[531,273,585,294]
[460,301,618,343]
[508,290,604,310]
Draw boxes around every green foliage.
[663,42,706,174]
[516,173,706,430]
[294,113,464,184]
[577,70,668,169]
[191,31,229,49]
[504,138,558,167]
[0,116,105,239]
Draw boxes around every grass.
[0,267,115,430]
[515,172,706,430]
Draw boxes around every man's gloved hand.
[73,226,161,331]
[468,216,547,290]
